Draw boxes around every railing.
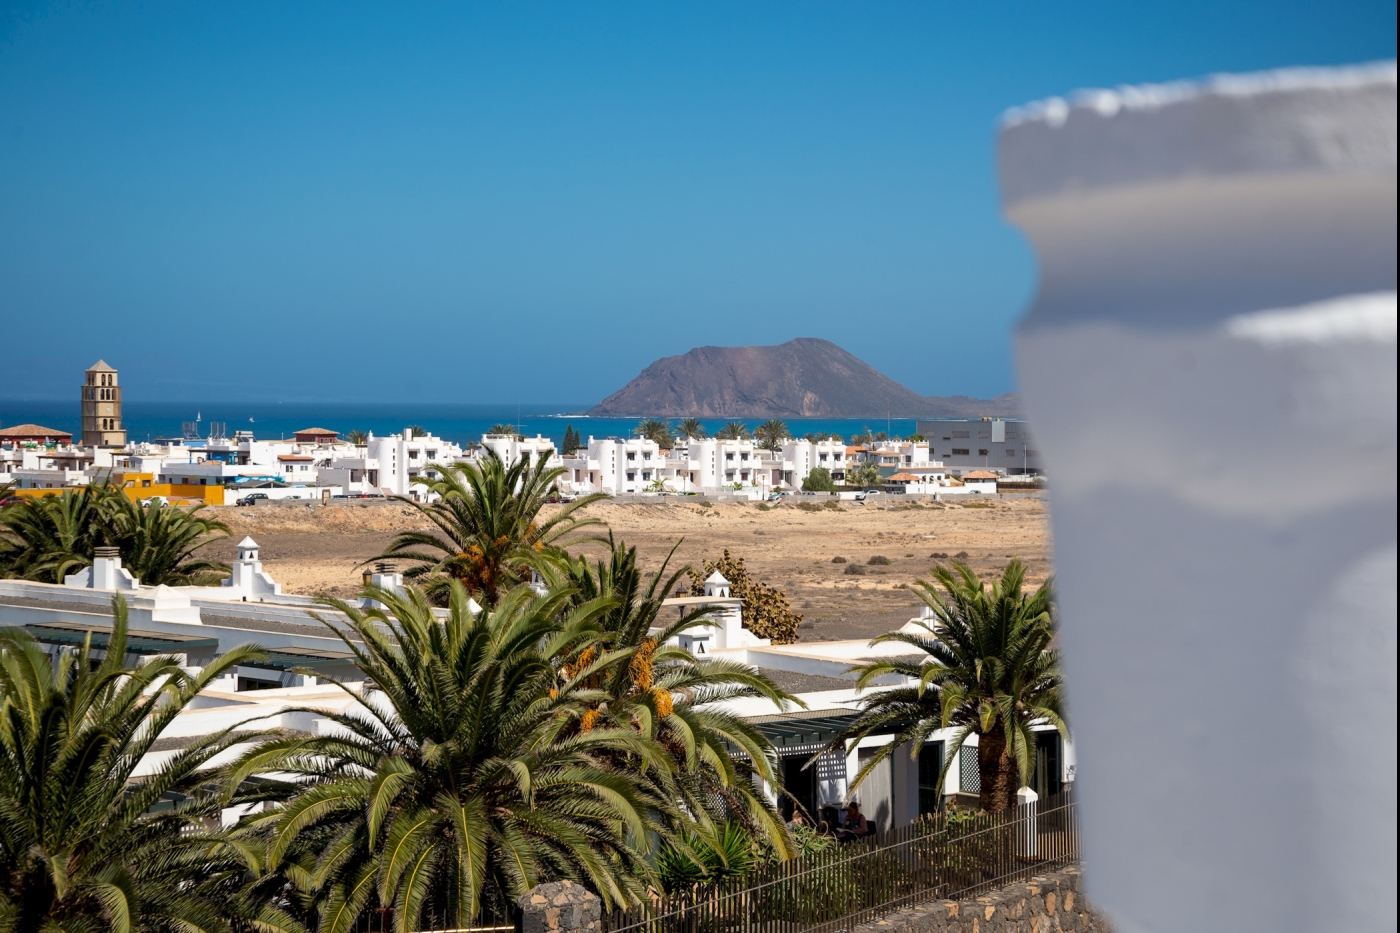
[604,791,1078,933]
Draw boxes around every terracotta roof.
[277,454,314,461]
[0,423,72,438]
[293,427,339,436]
[962,470,1000,480]
[885,472,918,482]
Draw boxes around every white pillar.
[1003,63,1396,932]
[1015,786,1038,858]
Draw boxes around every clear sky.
[2,2,1394,405]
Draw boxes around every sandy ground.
[207,496,1052,643]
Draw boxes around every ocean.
[0,400,924,447]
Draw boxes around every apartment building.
[915,418,1041,475]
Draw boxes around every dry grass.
[206,496,1053,643]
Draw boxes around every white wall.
[1004,63,1396,932]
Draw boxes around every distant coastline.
[0,399,941,448]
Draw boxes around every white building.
[560,436,664,494]
[365,429,466,500]
[915,418,1041,476]
[480,433,558,470]
[0,551,1074,834]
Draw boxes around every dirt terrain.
[207,496,1052,644]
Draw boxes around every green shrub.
[802,467,836,493]
[844,564,865,576]
[867,555,891,566]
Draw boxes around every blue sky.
[2,2,1394,405]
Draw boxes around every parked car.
[236,493,269,506]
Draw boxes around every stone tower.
[81,360,127,447]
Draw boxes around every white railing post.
[1016,785,1038,858]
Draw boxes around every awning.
[256,645,359,671]
[747,708,865,749]
[18,622,219,654]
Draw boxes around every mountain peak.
[589,339,1017,419]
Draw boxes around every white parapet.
[1003,63,1396,932]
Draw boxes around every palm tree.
[104,493,231,584]
[231,583,667,932]
[845,462,883,488]
[372,450,604,606]
[753,419,790,453]
[0,482,230,585]
[0,485,107,582]
[346,429,369,446]
[405,425,430,438]
[0,596,288,933]
[486,423,518,437]
[634,419,673,448]
[714,422,750,440]
[830,560,1066,811]
[562,536,797,858]
[675,418,706,441]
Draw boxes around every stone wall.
[849,866,1110,933]
[518,880,601,933]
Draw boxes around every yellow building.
[11,472,225,506]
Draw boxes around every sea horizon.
[0,399,928,447]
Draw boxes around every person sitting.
[841,801,871,839]
[787,810,809,831]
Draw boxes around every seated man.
[841,801,871,839]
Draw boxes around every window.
[1006,450,1017,457]
[978,449,989,456]
[952,448,970,456]
[725,453,734,461]
[408,450,418,459]
[978,431,990,439]
[626,472,636,481]
[642,471,652,480]
[740,453,749,461]
[834,453,842,461]
[952,430,970,439]
[1027,450,1040,457]
[818,453,828,461]
[426,450,436,459]
[627,452,636,461]
[643,452,652,460]
[918,742,945,816]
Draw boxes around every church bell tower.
[81,360,127,447]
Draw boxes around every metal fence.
[604,791,1078,933]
